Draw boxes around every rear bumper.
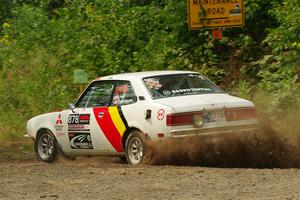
[170,123,258,138]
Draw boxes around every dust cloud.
[145,106,300,168]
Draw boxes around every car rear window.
[143,73,223,99]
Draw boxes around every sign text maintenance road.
[188,0,244,29]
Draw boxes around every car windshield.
[143,73,223,99]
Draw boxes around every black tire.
[118,156,127,163]
[34,130,58,163]
[125,131,147,165]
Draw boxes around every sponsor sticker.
[68,114,90,125]
[56,114,63,124]
[68,124,90,132]
[157,109,165,120]
[55,114,64,132]
[54,125,63,132]
[171,88,212,94]
[144,78,162,90]
[79,114,90,124]
[163,90,172,96]
[68,132,93,149]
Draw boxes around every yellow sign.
[188,0,244,29]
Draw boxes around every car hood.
[154,93,254,113]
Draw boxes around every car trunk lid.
[154,93,254,113]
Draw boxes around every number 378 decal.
[68,114,90,125]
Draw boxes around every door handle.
[98,112,104,119]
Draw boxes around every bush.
[0,0,299,141]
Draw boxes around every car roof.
[96,70,197,81]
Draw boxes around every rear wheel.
[35,130,58,163]
[125,131,147,165]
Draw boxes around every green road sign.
[73,69,88,84]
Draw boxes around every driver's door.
[66,81,116,153]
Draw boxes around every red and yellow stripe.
[93,106,127,152]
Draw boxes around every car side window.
[76,81,115,108]
[112,81,137,106]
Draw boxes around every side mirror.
[68,103,75,113]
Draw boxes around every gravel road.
[0,156,299,200]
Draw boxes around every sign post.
[212,28,223,40]
[188,0,244,30]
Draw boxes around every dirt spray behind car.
[145,104,300,168]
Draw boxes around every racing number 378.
[68,114,79,124]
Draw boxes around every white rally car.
[26,71,257,165]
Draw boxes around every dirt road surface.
[0,156,300,200]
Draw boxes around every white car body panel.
[26,71,258,156]
[154,93,254,113]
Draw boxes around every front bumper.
[170,123,258,138]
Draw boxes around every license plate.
[203,110,225,123]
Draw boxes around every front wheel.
[125,131,147,165]
[35,130,58,163]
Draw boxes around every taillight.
[166,112,203,126]
[225,107,256,121]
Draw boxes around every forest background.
[0,0,299,141]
